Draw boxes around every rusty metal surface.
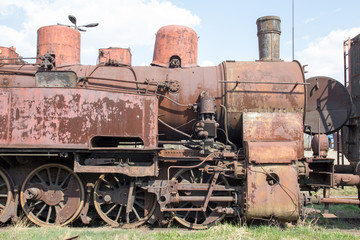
[305,76,352,134]
[99,47,132,66]
[350,35,360,116]
[245,141,297,163]
[223,61,305,114]
[0,166,17,223]
[222,61,305,146]
[246,165,301,221]
[0,88,158,149]
[333,173,360,186]
[243,112,304,158]
[320,198,360,205]
[311,134,329,157]
[136,65,219,140]
[93,174,157,228]
[74,158,158,177]
[256,16,281,61]
[152,25,198,68]
[0,65,37,87]
[0,47,19,64]
[37,25,80,66]
[20,164,85,226]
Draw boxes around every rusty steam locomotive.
[0,15,358,229]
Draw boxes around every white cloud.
[304,17,316,24]
[200,60,215,66]
[296,28,360,82]
[0,0,200,65]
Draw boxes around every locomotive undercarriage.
[0,150,244,228]
[0,144,359,229]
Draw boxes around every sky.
[1,0,360,83]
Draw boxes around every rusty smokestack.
[256,16,281,61]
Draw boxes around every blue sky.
[1,0,359,82]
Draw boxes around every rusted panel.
[98,47,132,65]
[223,61,305,114]
[0,47,19,64]
[0,88,157,149]
[245,141,297,163]
[37,25,80,66]
[243,112,304,158]
[246,165,301,221]
[152,25,198,68]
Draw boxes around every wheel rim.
[0,167,13,220]
[171,167,230,229]
[94,174,156,228]
[20,163,85,226]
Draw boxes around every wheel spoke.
[132,206,141,220]
[179,174,186,181]
[190,170,195,183]
[0,193,8,198]
[105,203,118,216]
[178,202,190,208]
[46,168,52,185]
[29,200,43,209]
[136,189,145,194]
[112,174,121,188]
[46,206,52,223]
[35,173,47,186]
[136,195,145,200]
[54,167,61,186]
[134,200,145,210]
[100,178,116,190]
[200,171,204,184]
[35,203,47,217]
[0,182,6,189]
[0,203,4,209]
[59,172,72,189]
[202,211,207,219]
[115,205,123,223]
[183,209,191,220]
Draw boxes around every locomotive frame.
[0,15,359,229]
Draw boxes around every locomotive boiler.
[0,15,358,229]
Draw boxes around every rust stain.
[246,141,297,163]
[246,165,301,221]
[0,88,158,149]
[243,112,304,158]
